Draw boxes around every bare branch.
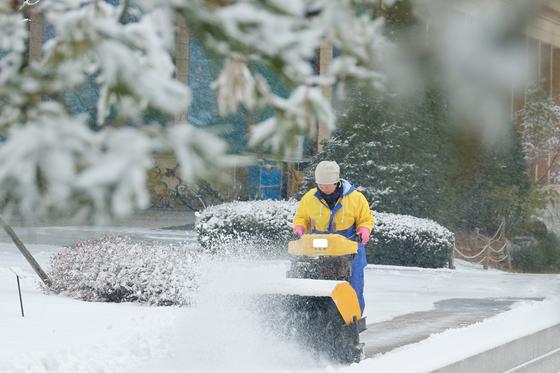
[118,0,129,24]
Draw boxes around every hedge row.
[195,200,296,257]
[46,201,454,307]
[196,200,454,268]
[368,211,454,268]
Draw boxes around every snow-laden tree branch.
[0,0,534,222]
[19,0,42,11]
[166,0,388,150]
[0,0,388,222]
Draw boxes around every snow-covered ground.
[1,234,559,373]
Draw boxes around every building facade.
[518,1,560,183]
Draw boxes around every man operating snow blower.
[293,160,374,313]
[253,161,374,363]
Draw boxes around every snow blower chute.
[256,234,366,363]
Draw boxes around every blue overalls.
[312,183,367,313]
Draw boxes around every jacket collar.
[339,178,355,196]
[313,178,355,199]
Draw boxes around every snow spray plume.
[168,246,331,372]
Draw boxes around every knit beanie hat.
[315,161,340,184]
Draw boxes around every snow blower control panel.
[288,234,358,257]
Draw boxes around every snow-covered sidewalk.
[1,236,559,372]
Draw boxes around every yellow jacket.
[293,179,374,237]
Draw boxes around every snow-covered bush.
[510,220,560,273]
[368,212,453,268]
[47,236,200,306]
[195,200,296,257]
[196,201,454,268]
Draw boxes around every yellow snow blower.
[256,234,366,363]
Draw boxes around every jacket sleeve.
[293,194,310,229]
[355,192,374,231]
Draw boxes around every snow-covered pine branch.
[0,0,533,222]
[0,0,388,222]
[167,0,387,153]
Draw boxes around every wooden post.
[502,218,512,270]
[27,5,43,62]
[449,238,456,269]
[472,228,479,252]
[16,275,25,317]
[483,244,489,270]
[175,15,190,124]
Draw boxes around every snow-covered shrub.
[195,200,296,257]
[47,236,200,306]
[368,212,454,268]
[196,201,454,267]
[510,220,560,273]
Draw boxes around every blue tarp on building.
[246,164,282,200]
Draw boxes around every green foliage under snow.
[302,89,449,219]
[510,220,560,273]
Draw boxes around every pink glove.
[357,227,371,244]
[293,225,305,237]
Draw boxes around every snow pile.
[196,200,453,267]
[47,236,200,306]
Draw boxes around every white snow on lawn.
[1,241,559,373]
[0,244,181,373]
